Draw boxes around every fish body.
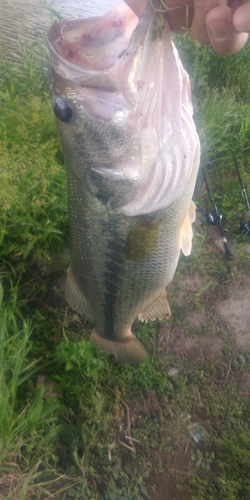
[47,3,200,363]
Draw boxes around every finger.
[233,2,250,32]
[124,0,147,17]
[206,5,249,54]
[190,0,227,45]
[164,0,194,33]
[125,0,194,29]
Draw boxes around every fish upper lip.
[46,5,139,77]
[47,24,123,92]
[47,27,95,74]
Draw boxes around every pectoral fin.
[138,289,171,323]
[179,200,196,257]
[124,218,162,262]
[65,265,91,315]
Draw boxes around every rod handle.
[217,219,233,260]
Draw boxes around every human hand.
[125,0,250,55]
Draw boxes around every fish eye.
[53,98,73,122]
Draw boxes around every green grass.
[0,30,250,500]
[0,93,68,264]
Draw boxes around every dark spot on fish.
[136,80,143,89]
[64,45,74,60]
[103,237,124,340]
[80,33,92,44]
[110,20,122,28]
[118,49,126,59]
[53,98,73,123]
[96,191,109,205]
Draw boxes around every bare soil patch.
[217,284,250,350]
[145,237,250,499]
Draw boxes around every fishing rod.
[232,151,250,235]
[202,168,233,261]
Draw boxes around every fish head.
[47,4,200,215]
[47,60,141,207]
[47,5,143,207]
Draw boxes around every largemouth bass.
[47,2,200,363]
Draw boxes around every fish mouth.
[47,4,200,217]
[47,4,138,84]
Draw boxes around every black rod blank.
[202,168,233,261]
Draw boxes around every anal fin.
[65,265,91,315]
[138,289,171,323]
[90,331,147,364]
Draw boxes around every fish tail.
[90,331,147,364]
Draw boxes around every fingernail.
[208,19,229,39]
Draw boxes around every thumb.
[206,5,248,55]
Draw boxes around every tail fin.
[90,331,147,364]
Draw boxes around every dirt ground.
[4,229,248,500]
[41,231,249,500]
[144,233,250,499]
